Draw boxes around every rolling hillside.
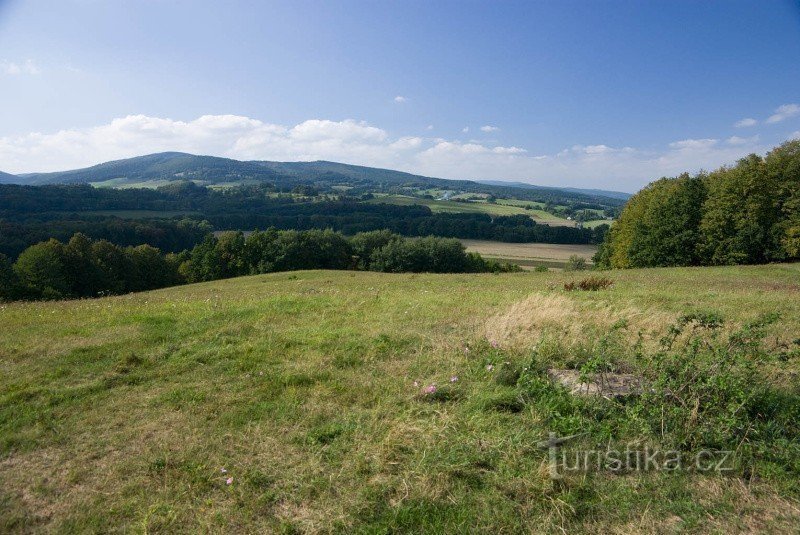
[2,266,799,532]
[14,152,626,208]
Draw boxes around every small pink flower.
[486,364,494,372]
[423,384,437,395]
[450,376,458,383]
[413,381,419,387]
[490,340,498,348]
[220,468,227,474]
[226,477,234,485]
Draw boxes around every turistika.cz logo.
[539,433,735,479]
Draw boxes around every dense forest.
[595,139,800,268]
[0,182,608,259]
[0,230,517,301]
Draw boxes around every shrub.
[564,255,587,271]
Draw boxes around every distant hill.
[18,152,281,186]
[478,180,631,200]
[0,171,19,184]
[15,152,627,207]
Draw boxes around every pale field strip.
[460,239,598,265]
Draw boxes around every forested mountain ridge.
[0,170,19,184]
[478,180,632,200]
[596,139,800,268]
[13,152,626,208]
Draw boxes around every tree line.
[0,218,210,259]
[595,139,800,268]
[0,229,518,301]
[0,183,608,260]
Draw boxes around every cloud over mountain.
[0,114,769,191]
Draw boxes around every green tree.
[64,233,104,297]
[350,230,399,269]
[91,239,132,294]
[699,154,776,265]
[0,253,19,301]
[765,139,800,259]
[13,239,70,299]
[127,244,178,291]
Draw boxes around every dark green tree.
[0,253,19,301]
[13,239,70,299]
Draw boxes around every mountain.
[478,180,631,200]
[18,152,281,186]
[17,152,627,207]
[0,171,19,184]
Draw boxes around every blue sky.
[1,0,799,191]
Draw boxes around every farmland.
[460,240,598,269]
[366,194,595,227]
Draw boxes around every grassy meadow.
[2,265,800,532]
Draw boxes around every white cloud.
[393,95,407,103]
[462,127,469,133]
[480,125,499,133]
[492,146,527,155]
[1,59,40,75]
[0,114,771,192]
[668,138,718,150]
[766,103,800,124]
[726,135,759,146]
[734,117,757,128]
[425,124,434,130]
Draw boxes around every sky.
[0,0,799,192]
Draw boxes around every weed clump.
[520,311,800,483]
[564,276,613,291]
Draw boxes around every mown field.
[2,265,799,533]
[460,240,598,269]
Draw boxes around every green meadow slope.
[2,266,800,532]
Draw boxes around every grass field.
[460,240,598,269]
[2,266,799,532]
[367,194,577,226]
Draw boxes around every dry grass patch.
[483,291,675,349]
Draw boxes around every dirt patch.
[547,369,643,398]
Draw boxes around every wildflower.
[413,380,419,387]
[450,376,458,383]
[490,340,498,348]
[226,477,234,485]
[464,346,471,354]
[221,468,227,474]
[423,384,437,395]
[486,364,494,372]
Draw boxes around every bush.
[564,255,587,271]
